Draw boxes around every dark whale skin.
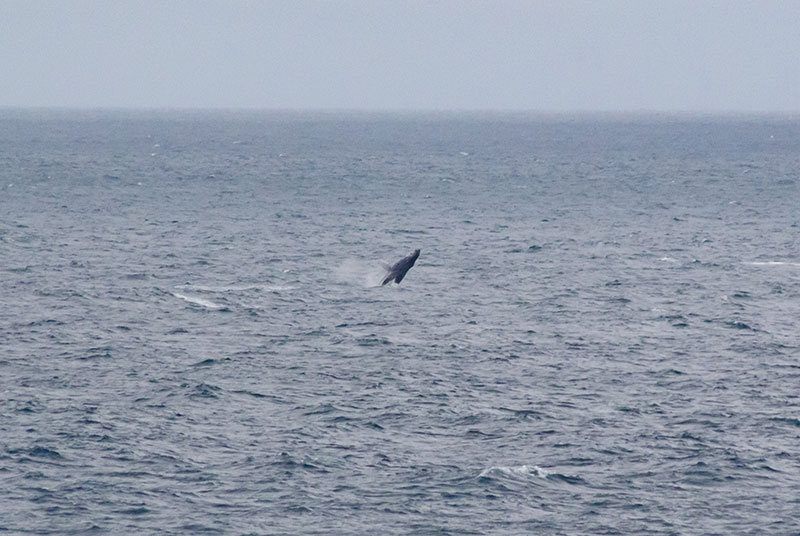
[382,249,420,285]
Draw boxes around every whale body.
[382,249,420,285]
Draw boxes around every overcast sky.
[1,0,798,111]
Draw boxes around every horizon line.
[2,105,799,116]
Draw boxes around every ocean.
[1,110,799,534]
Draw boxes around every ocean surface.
[1,110,800,535]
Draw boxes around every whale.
[382,249,420,285]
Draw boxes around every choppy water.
[2,110,800,534]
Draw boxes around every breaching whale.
[382,249,420,285]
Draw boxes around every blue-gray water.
[2,110,800,535]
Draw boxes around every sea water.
[1,110,800,534]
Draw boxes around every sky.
[1,0,798,111]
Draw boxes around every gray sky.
[1,0,798,111]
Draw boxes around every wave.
[479,464,587,487]
[172,292,225,310]
[744,261,800,267]
[479,464,552,479]
[175,284,295,293]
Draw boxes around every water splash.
[333,258,386,287]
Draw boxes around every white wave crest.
[172,292,225,310]
[479,464,551,479]
[744,261,800,267]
